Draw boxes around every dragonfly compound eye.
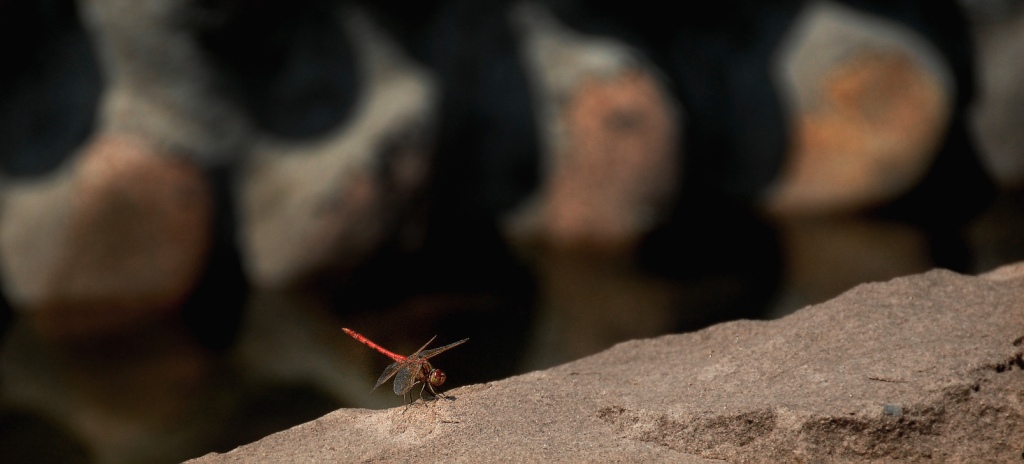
[428,369,447,386]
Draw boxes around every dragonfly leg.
[428,383,454,401]
[417,383,435,406]
[402,391,413,413]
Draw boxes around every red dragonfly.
[342,327,469,402]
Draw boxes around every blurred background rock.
[0,0,1021,463]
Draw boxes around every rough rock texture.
[189,263,1024,462]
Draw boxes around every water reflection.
[1,190,1022,464]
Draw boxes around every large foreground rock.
[190,264,1024,462]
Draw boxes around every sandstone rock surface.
[190,264,1024,462]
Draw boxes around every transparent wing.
[374,361,404,390]
[416,338,469,360]
[393,363,420,395]
[406,335,437,359]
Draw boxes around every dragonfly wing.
[407,335,437,359]
[374,361,404,390]
[393,363,419,395]
[418,338,469,360]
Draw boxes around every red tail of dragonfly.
[342,327,468,403]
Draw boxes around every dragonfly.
[342,327,469,403]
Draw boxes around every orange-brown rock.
[0,135,212,338]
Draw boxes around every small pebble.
[882,403,903,417]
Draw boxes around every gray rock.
[237,8,436,288]
[968,3,1024,188]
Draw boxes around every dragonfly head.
[428,368,447,387]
